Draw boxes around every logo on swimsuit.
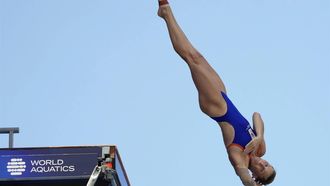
[7,158,26,176]
[248,128,256,138]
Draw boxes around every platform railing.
[0,127,20,148]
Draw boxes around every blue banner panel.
[0,147,101,181]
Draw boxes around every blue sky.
[1,0,329,185]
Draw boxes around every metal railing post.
[0,127,20,148]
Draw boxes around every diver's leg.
[158,0,226,116]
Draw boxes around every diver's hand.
[244,136,263,154]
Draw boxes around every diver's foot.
[157,0,170,18]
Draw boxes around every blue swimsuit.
[211,92,256,150]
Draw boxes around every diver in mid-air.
[157,1,276,185]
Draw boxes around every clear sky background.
[1,0,329,185]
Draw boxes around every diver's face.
[250,156,274,180]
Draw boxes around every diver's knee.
[178,49,204,65]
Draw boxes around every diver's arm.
[252,112,264,138]
[229,150,259,186]
[235,167,259,186]
[251,112,266,156]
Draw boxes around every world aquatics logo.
[7,158,26,176]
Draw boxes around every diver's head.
[249,156,276,185]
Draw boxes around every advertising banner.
[0,147,101,181]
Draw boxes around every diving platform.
[0,145,130,186]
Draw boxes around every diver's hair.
[255,169,276,185]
